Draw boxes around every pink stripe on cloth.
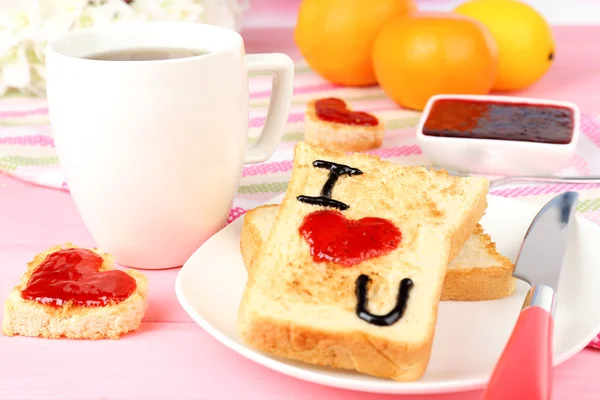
[0,107,48,118]
[367,145,422,157]
[242,160,292,177]
[582,209,600,225]
[250,113,304,128]
[491,182,600,198]
[227,207,247,223]
[0,135,54,146]
[582,113,600,148]
[572,154,592,175]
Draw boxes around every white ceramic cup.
[45,22,294,269]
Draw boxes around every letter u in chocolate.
[355,275,414,327]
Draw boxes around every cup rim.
[46,21,244,64]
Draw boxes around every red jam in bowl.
[21,248,137,308]
[422,98,575,144]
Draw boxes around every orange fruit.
[294,0,416,87]
[372,12,499,111]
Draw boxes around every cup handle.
[244,53,294,164]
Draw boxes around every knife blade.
[512,190,579,295]
[482,191,579,400]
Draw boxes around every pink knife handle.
[482,306,554,400]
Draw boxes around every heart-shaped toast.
[21,248,137,307]
[314,97,379,126]
[299,209,402,267]
[3,244,148,339]
[304,97,384,153]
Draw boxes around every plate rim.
[175,193,600,395]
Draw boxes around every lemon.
[454,0,555,91]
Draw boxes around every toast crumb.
[2,243,149,340]
[304,98,385,152]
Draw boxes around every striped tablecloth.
[2,60,600,348]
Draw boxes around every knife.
[481,191,579,400]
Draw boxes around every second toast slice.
[237,142,489,381]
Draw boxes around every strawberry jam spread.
[315,98,379,126]
[21,248,137,307]
[422,98,575,144]
[298,210,401,267]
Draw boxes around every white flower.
[131,0,204,22]
[0,0,248,97]
[38,0,88,39]
[73,0,141,29]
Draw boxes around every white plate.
[175,194,600,395]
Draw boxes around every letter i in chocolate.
[297,160,363,210]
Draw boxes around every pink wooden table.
[2,25,600,400]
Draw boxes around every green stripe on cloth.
[385,116,422,129]
[238,181,289,194]
[577,198,600,212]
[0,160,16,171]
[293,65,312,74]
[0,119,49,126]
[0,156,59,170]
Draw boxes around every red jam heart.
[298,210,401,267]
[315,98,379,126]
[21,248,137,308]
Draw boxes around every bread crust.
[239,206,269,274]
[242,314,432,381]
[448,189,487,261]
[2,243,148,340]
[237,142,489,381]
[239,205,273,275]
[304,99,384,152]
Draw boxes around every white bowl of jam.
[416,94,580,175]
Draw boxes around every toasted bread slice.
[237,142,488,381]
[240,205,515,301]
[2,244,148,340]
[304,98,384,152]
